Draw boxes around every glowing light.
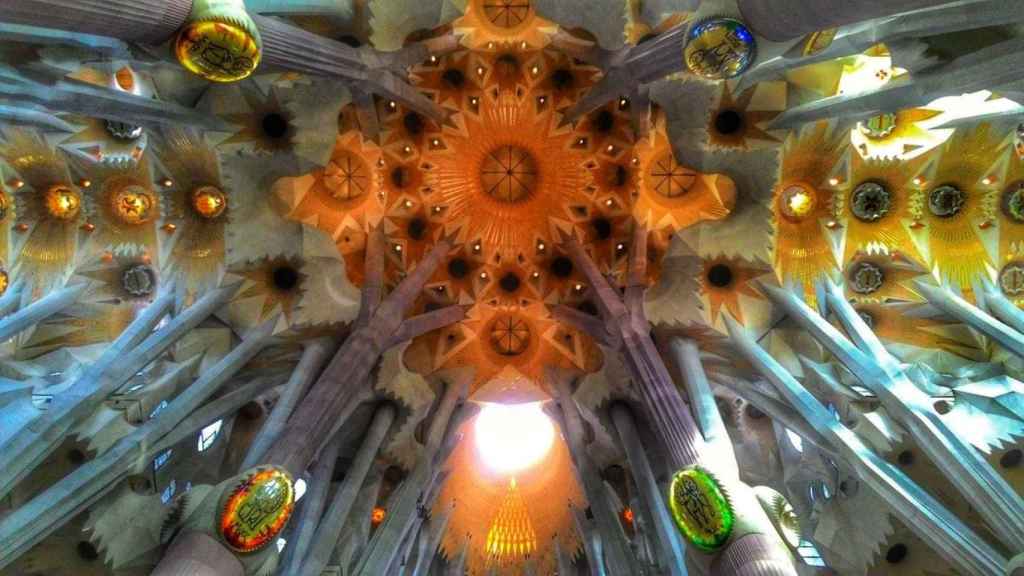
[371,507,386,525]
[44,184,81,220]
[623,507,635,525]
[474,402,555,475]
[112,185,156,224]
[785,428,804,453]
[197,420,223,452]
[779,185,815,222]
[191,186,227,219]
[294,478,307,501]
[175,19,261,83]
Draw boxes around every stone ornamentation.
[851,181,891,222]
[848,262,884,295]
[43,184,81,221]
[121,265,156,297]
[928,185,966,218]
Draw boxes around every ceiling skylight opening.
[474,401,555,475]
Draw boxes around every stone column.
[299,403,396,576]
[276,429,344,575]
[0,282,87,342]
[551,372,639,576]
[240,337,335,469]
[0,317,279,568]
[0,0,192,43]
[555,229,797,576]
[352,371,470,576]
[610,404,687,576]
[261,240,457,476]
[150,532,244,576]
[737,0,956,41]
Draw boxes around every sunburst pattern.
[839,152,928,264]
[151,129,229,299]
[909,125,1002,289]
[455,0,557,50]
[699,256,770,324]
[707,84,782,150]
[2,129,82,293]
[773,121,847,295]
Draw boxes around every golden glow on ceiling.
[475,401,555,475]
[43,184,81,221]
[191,185,228,219]
[111,184,156,225]
[779,184,815,222]
[485,478,539,565]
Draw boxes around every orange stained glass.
[485,478,538,565]
[219,467,295,553]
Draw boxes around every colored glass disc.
[219,467,295,553]
[175,20,261,83]
[668,467,735,552]
[684,18,756,80]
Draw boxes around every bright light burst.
[474,402,555,475]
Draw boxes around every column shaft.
[738,0,956,41]
[150,532,244,576]
[0,283,86,342]
[611,404,687,576]
[554,376,639,576]
[353,376,467,576]
[240,337,334,469]
[0,0,192,44]
[300,403,396,576]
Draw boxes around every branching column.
[0,282,237,500]
[0,316,281,568]
[554,226,796,576]
[298,402,396,576]
[352,372,470,576]
[0,1,444,120]
[611,403,687,576]
[147,233,462,576]
[261,233,462,476]
[550,370,639,576]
